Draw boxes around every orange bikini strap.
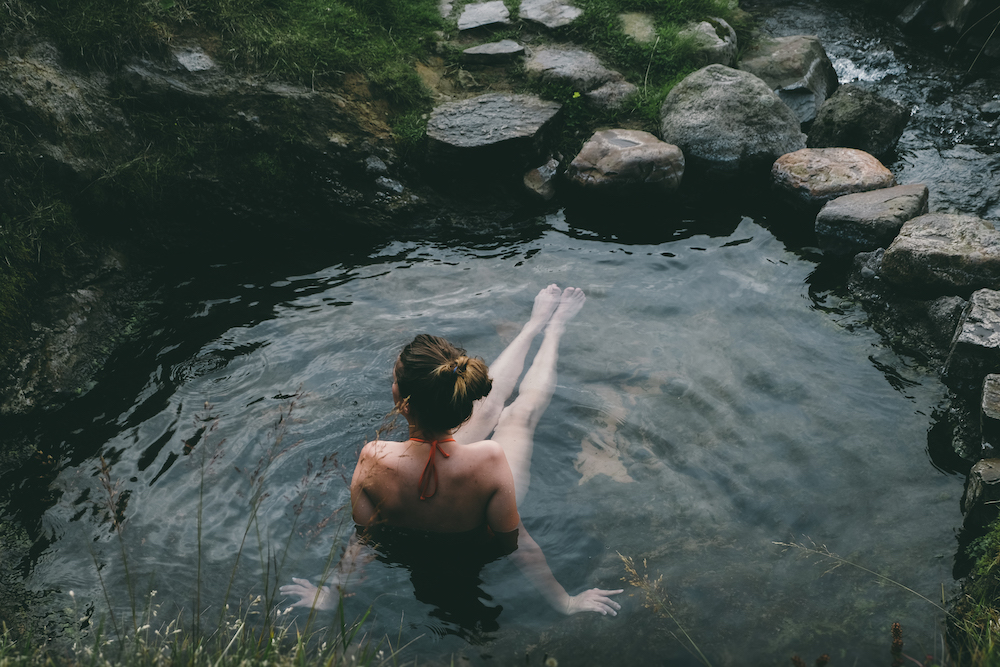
[412,437,455,500]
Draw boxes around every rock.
[815,183,929,254]
[583,80,638,111]
[457,1,510,30]
[0,42,137,179]
[425,93,562,169]
[565,129,684,193]
[524,158,560,200]
[983,375,1000,451]
[962,458,1000,530]
[620,12,657,44]
[738,35,839,124]
[896,0,936,28]
[882,214,1000,294]
[945,289,1000,393]
[771,147,896,209]
[678,18,738,67]
[463,39,525,63]
[942,0,978,33]
[520,0,583,28]
[980,100,1000,120]
[525,46,623,91]
[808,84,911,159]
[659,65,806,179]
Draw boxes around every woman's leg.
[491,287,585,505]
[453,284,562,445]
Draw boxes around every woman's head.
[394,334,492,433]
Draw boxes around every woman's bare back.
[350,437,519,534]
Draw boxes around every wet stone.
[808,84,911,160]
[962,458,1000,531]
[738,35,839,124]
[565,128,684,193]
[815,183,929,255]
[982,374,1000,451]
[945,289,1000,392]
[520,0,583,29]
[457,1,510,30]
[523,158,560,200]
[463,40,524,63]
[881,213,1000,294]
[771,147,896,209]
[525,46,623,92]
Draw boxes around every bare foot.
[551,287,586,326]
[528,284,562,327]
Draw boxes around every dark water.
[7,0,1000,664]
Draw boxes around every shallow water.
[7,0,1000,663]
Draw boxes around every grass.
[951,517,1000,665]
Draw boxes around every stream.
[4,0,1000,664]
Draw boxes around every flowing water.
[6,0,1000,664]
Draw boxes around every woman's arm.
[508,521,623,616]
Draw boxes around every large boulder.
[425,93,562,170]
[815,183,929,254]
[808,84,911,159]
[771,147,896,209]
[881,214,1000,294]
[565,129,684,193]
[677,17,738,67]
[738,35,839,124]
[659,65,806,179]
[525,46,623,91]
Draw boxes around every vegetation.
[951,517,1000,665]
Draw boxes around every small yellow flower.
[572,92,580,99]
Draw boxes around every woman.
[282,286,621,617]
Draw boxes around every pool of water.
[14,205,962,664]
[9,0,1000,663]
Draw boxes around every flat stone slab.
[772,147,896,208]
[678,18,738,67]
[739,35,839,124]
[659,65,805,178]
[565,128,684,193]
[426,93,561,164]
[620,12,656,44]
[463,39,524,63]
[815,183,929,254]
[881,213,1000,293]
[520,0,583,28]
[525,46,622,91]
[457,1,510,30]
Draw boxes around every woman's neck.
[408,425,452,442]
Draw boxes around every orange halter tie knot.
[412,437,455,500]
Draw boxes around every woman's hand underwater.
[562,587,624,616]
[279,577,338,611]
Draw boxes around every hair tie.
[452,365,462,375]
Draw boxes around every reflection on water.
[14,211,962,664]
